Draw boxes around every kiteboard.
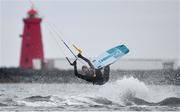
[92,45,129,69]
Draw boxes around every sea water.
[0,77,180,111]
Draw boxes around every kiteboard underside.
[92,44,129,69]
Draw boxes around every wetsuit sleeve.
[73,61,80,76]
[103,65,110,82]
[78,54,94,69]
[73,62,95,82]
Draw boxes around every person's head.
[82,65,89,73]
[82,65,95,76]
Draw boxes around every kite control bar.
[66,57,73,65]
[66,57,77,66]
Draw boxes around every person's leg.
[103,65,110,82]
[104,65,110,75]
[78,54,94,69]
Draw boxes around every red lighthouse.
[20,8,44,69]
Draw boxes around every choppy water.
[0,77,180,111]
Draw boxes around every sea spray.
[98,76,149,105]
[0,83,179,111]
[144,85,179,102]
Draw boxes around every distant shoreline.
[0,67,180,85]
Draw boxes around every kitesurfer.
[71,53,110,85]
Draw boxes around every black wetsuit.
[73,54,110,85]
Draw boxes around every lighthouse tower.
[20,8,44,69]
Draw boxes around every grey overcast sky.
[0,0,180,67]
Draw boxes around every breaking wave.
[12,95,180,107]
[0,76,179,111]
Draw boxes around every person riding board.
[71,53,110,85]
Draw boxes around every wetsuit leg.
[78,54,94,69]
[104,65,110,75]
[103,65,110,82]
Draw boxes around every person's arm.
[73,60,81,77]
[77,53,94,69]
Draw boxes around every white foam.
[98,76,149,105]
[16,100,57,107]
[145,85,179,102]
